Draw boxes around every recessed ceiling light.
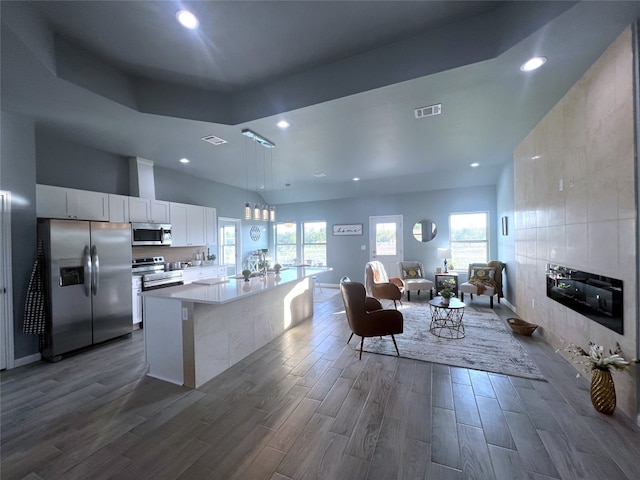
[352,177,360,182]
[179,158,190,164]
[470,162,480,168]
[276,120,290,129]
[176,10,199,29]
[520,56,547,72]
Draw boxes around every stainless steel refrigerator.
[38,219,132,361]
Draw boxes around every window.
[275,222,297,265]
[375,222,397,256]
[449,212,488,271]
[302,221,327,266]
[219,224,237,266]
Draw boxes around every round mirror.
[413,219,437,242]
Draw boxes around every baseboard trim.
[502,298,516,313]
[13,352,42,368]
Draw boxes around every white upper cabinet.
[129,197,170,223]
[169,203,188,246]
[150,200,170,224]
[36,184,109,221]
[170,202,206,247]
[187,204,206,246]
[205,207,217,246]
[108,194,130,223]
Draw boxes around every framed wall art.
[332,224,363,236]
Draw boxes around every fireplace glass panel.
[546,264,623,334]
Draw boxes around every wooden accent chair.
[364,261,404,308]
[398,261,434,301]
[340,281,403,360]
[459,261,505,308]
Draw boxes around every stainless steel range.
[132,256,184,291]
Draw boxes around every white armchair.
[459,261,504,308]
[398,261,433,301]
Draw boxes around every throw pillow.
[471,268,495,280]
[402,267,422,279]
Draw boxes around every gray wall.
[1,111,39,358]
[496,161,516,306]
[36,131,130,194]
[275,185,498,286]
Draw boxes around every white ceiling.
[2,1,639,204]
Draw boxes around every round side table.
[428,297,466,339]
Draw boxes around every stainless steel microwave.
[131,223,172,246]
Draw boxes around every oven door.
[142,279,184,291]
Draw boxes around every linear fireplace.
[546,264,623,334]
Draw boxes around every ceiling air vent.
[414,103,442,119]
[201,135,227,146]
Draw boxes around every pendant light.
[261,148,269,221]
[269,148,276,222]
[244,135,251,220]
[241,128,276,222]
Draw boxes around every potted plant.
[242,269,252,282]
[439,278,456,305]
[273,263,282,274]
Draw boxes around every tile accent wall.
[514,28,638,418]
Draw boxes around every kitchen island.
[141,267,331,388]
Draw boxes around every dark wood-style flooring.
[2,293,640,480]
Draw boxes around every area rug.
[360,299,545,380]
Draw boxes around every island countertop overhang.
[140,266,332,305]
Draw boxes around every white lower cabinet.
[182,266,224,284]
[132,276,142,325]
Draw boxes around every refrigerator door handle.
[83,245,92,297]
[91,245,100,296]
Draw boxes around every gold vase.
[590,368,616,415]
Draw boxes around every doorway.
[369,215,403,278]
[218,217,242,276]
[0,191,15,369]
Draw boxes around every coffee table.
[429,297,466,339]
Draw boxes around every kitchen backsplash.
[132,245,214,264]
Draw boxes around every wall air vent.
[414,103,442,119]
[201,135,227,146]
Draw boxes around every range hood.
[129,157,156,199]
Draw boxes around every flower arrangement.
[439,278,456,299]
[560,342,638,377]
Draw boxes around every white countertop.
[140,266,332,305]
